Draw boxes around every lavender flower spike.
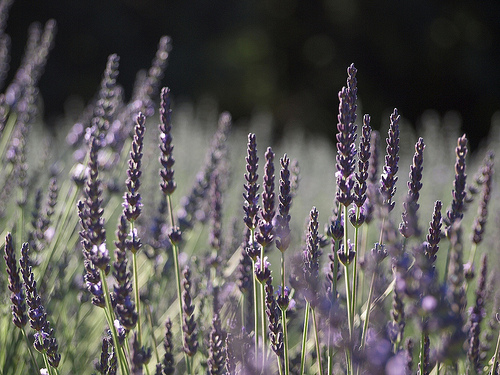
[399,137,425,238]
[256,147,275,248]
[159,87,176,196]
[380,108,400,212]
[20,243,61,368]
[445,134,468,228]
[353,114,371,208]
[3,232,27,329]
[124,112,146,224]
[425,200,442,264]
[303,207,321,306]
[275,154,292,253]
[243,133,260,232]
[182,266,198,357]
[335,65,358,207]
[471,151,494,245]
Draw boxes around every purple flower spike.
[380,108,400,213]
[256,147,275,247]
[3,233,27,329]
[20,243,61,368]
[303,207,321,306]
[159,87,176,196]
[265,278,284,358]
[354,114,371,208]
[445,134,468,229]
[275,154,292,253]
[425,200,442,264]
[243,133,260,231]
[124,112,146,223]
[335,87,357,207]
[400,137,425,238]
[471,151,494,245]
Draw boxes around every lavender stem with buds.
[243,132,260,359]
[276,154,292,375]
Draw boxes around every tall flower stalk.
[335,65,358,373]
[276,154,292,375]
[243,132,260,359]
[256,146,275,365]
[124,112,145,333]
[158,87,189,372]
[78,134,129,374]
[300,207,323,375]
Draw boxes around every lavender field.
[1,3,500,375]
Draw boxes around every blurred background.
[5,0,500,150]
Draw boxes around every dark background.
[5,0,500,150]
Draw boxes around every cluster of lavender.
[2,5,500,373]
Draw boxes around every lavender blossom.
[425,200,442,264]
[354,114,372,207]
[162,318,174,375]
[335,65,358,207]
[131,332,152,374]
[243,133,260,232]
[208,314,227,375]
[182,266,198,357]
[210,171,223,252]
[254,255,271,283]
[275,154,292,253]
[438,223,467,363]
[380,109,400,213]
[92,54,120,139]
[256,147,275,247]
[129,35,172,118]
[78,135,108,307]
[124,112,146,223]
[471,151,494,245]
[399,137,425,238]
[445,135,468,229]
[388,287,405,350]
[265,277,284,358]
[95,336,110,374]
[20,243,61,368]
[112,214,137,331]
[467,254,487,372]
[290,159,300,198]
[159,87,176,196]
[3,232,27,328]
[303,207,321,306]
[33,177,58,251]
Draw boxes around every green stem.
[260,280,267,366]
[166,195,190,373]
[251,258,259,363]
[101,270,129,375]
[21,327,40,374]
[351,206,360,327]
[343,205,353,339]
[360,271,376,350]
[420,330,426,375]
[260,243,268,365]
[311,307,324,375]
[328,239,339,375]
[299,301,310,375]
[132,237,142,346]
